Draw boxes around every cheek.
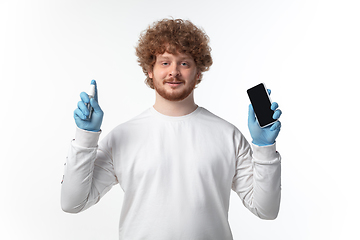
[188,70,199,80]
[151,67,167,79]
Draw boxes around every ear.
[148,70,153,79]
[196,71,201,80]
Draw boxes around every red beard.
[153,77,197,101]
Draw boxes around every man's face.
[148,52,200,102]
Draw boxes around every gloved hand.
[248,89,282,146]
[73,80,104,132]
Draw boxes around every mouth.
[166,82,182,84]
[165,80,184,87]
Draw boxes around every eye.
[181,62,188,66]
[162,62,169,66]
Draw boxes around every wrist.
[74,127,101,148]
[87,128,101,132]
[252,139,274,147]
[251,142,279,163]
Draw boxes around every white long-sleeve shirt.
[61,106,281,240]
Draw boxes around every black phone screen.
[247,83,277,128]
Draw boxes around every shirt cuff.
[73,127,101,148]
[251,142,280,164]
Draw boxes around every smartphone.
[247,83,277,128]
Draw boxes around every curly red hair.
[135,18,213,89]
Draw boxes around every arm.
[61,80,117,213]
[61,128,117,213]
[232,138,281,220]
[232,89,282,219]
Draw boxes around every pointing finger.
[90,80,98,102]
[271,102,279,111]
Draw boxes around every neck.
[153,91,198,116]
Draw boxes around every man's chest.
[113,129,237,192]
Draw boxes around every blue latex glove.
[73,80,104,132]
[248,89,282,146]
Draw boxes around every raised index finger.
[91,80,98,102]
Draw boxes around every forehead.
[156,52,194,61]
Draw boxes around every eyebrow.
[157,56,171,60]
[157,56,193,61]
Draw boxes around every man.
[61,18,282,240]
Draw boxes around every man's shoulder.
[199,107,235,126]
[197,107,241,133]
[109,108,153,133]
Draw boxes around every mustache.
[163,77,185,83]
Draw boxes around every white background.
[0,0,359,239]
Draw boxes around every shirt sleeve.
[61,127,118,213]
[231,132,281,220]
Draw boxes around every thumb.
[90,98,102,113]
[248,104,256,123]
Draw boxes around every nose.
[169,64,180,78]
